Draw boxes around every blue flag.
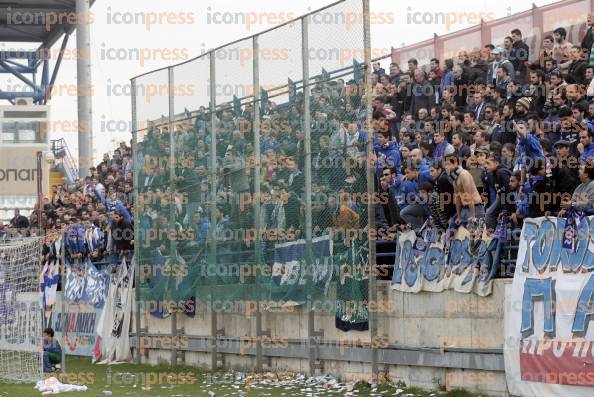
[288,78,296,103]
[353,59,362,83]
[260,88,268,116]
[233,95,241,115]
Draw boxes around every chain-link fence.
[132,0,375,373]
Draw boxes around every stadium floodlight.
[0,237,43,383]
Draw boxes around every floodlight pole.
[75,0,93,176]
[363,0,378,382]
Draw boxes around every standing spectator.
[559,160,594,216]
[565,46,588,84]
[389,62,403,84]
[111,210,134,257]
[444,154,485,224]
[374,131,401,179]
[582,13,594,63]
[488,47,514,86]
[579,124,594,163]
[372,62,386,76]
[553,27,572,65]
[510,29,530,81]
[473,91,487,123]
[430,160,456,221]
[409,70,433,117]
[432,130,454,162]
[452,132,471,160]
[552,140,580,206]
[10,209,29,229]
[484,154,512,230]
[440,59,455,98]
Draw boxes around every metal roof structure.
[0,0,96,103]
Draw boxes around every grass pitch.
[0,356,489,397]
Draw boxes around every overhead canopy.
[0,0,95,48]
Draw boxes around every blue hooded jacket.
[374,140,401,179]
[394,178,420,210]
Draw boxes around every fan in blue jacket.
[374,132,401,179]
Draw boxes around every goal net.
[0,236,43,383]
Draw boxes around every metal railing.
[50,138,79,181]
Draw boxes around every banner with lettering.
[505,217,594,397]
[391,227,499,296]
[270,235,334,306]
[0,292,41,353]
[51,293,103,357]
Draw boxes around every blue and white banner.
[505,216,594,397]
[391,227,500,297]
[51,294,103,357]
[270,235,334,306]
[0,292,40,353]
[64,260,110,309]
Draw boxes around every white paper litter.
[35,377,88,395]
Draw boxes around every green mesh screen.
[133,0,370,323]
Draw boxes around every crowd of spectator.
[4,15,594,270]
[1,142,135,267]
[371,20,594,237]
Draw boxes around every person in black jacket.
[528,70,547,117]
[111,211,133,256]
[510,29,530,81]
[485,154,512,230]
[9,209,30,229]
[429,160,456,221]
[566,45,588,85]
[581,13,594,61]
[551,139,580,208]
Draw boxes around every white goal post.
[0,236,44,383]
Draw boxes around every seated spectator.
[397,161,428,230]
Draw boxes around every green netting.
[133,0,370,322]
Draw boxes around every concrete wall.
[132,279,511,396]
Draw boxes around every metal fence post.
[363,0,378,382]
[253,35,266,373]
[60,231,66,373]
[131,78,142,365]
[301,13,318,377]
[209,53,220,371]
[167,66,179,366]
